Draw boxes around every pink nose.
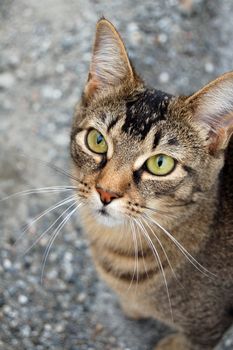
[96,186,120,205]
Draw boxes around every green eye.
[86,129,108,154]
[146,154,175,176]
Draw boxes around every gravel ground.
[0,0,233,349]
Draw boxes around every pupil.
[96,134,103,144]
[157,156,164,167]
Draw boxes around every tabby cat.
[70,19,233,350]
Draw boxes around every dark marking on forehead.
[167,137,179,146]
[107,116,119,132]
[122,89,172,140]
[153,130,162,149]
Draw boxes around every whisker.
[15,195,76,246]
[21,197,77,256]
[40,202,80,284]
[133,219,149,280]
[146,214,215,279]
[127,219,138,291]
[167,201,195,208]
[134,220,139,289]
[0,186,76,202]
[142,216,183,289]
[143,206,178,219]
[134,217,173,321]
[19,153,81,184]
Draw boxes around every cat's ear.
[186,72,233,153]
[84,18,138,100]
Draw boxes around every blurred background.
[0,0,233,349]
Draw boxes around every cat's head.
[70,18,233,228]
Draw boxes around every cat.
[70,18,233,350]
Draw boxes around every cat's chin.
[93,208,123,227]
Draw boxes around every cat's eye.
[146,154,175,176]
[86,129,108,154]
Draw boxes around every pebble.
[54,133,68,146]
[64,251,73,262]
[3,305,11,316]
[0,73,15,89]
[18,295,28,305]
[63,263,74,281]
[95,323,103,334]
[54,323,65,333]
[127,22,139,33]
[46,269,58,279]
[127,22,142,45]
[159,71,170,83]
[39,236,48,247]
[144,56,154,65]
[61,36,75,51]
[41,86,62,100]
[55,63,65,74]
[225,337,233,347]
[157,33,168,44]
[8,54,20,68]
[44,323,52,331]
[20,325,31,337]
[40,40,51,53]
[204,62,215,73]
[179,0,195,15]
[157,17,171,30]
[77,292,86,303]
[3,259,12,270]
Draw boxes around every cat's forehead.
[80,88,185,160]
[85,88,173,140]
[122,89,173,140]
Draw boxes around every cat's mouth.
[97,207,109,217]
[87,191,126,227]
[94,206,118,227]
[92,203,124,227]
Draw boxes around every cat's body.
[70,19,233,350]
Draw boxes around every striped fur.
[70,19,233,350]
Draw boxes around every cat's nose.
[96,185,120,205]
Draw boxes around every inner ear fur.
[186,71,233,153]
[84,18,140,101]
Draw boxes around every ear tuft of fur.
[187,72,233,152]
[84,19,137,100]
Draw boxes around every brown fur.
[70,19,233,349]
